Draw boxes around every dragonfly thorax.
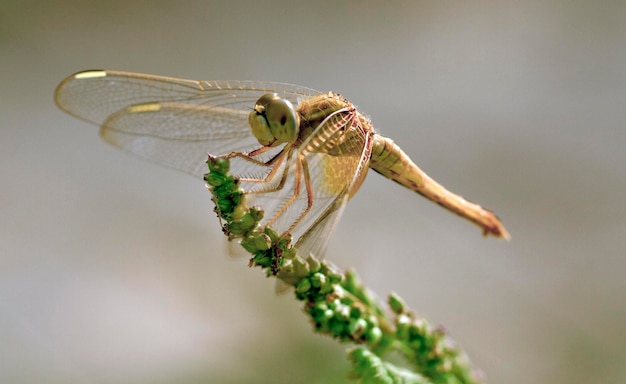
[248,93,300,147]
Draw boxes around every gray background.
[2,1,625,383]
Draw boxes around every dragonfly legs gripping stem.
[220,147,316,244]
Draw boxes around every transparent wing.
[294,114,373,259]
[232,108,374,259]
[54,70,322,177]
[55,70,372,259]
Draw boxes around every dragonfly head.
[249,93,300,147]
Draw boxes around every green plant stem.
[205,156,484,384]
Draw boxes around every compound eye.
[249,93,278,146]
[264,96,299,143]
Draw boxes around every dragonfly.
[55,70,509,261]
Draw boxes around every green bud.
[334,303,350,320]
[329,318,347,337]
[306,256,321,273]
[333,285,346,299]
[230,193,244,208]
[388,292,405,315]
[239,212,257,229]
[319,279,334,294]
[225,222,242,236]
[409,318,428,341]
[311,304,333,323]
[281,247,297,260]
[226,216,257,236]
[311,302,328,314]
[230,204,247,221]
[311,272,326,288]
[396,314,411,340]
[277,234,292,249]
[349,305,362,319]
[264,226,280,242]
[239,237,257,253]
[252,251,272,267]
[344,269,359,291]
[248,206,264,221]
[329,298,341,309]
[217,198,233,213]
[208,156,230,174]
[215,179,238,196]
[278,259,293,275]
[366,326,383,346]
[296,278,311,293]
[348,318,368,337]
[241,233,272,253]
[256,233,272,251]
[326,269,343,285]
[292,257,310,277]
[204,172,224,187]
[228,179,238,189]
[213,184,228,197]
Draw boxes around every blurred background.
[2,1,625,383]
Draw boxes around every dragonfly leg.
[288,155,314,234]
[219,147,293,190]
[266,155,315,240]
[265,154,303,228]
[222,146,277,167]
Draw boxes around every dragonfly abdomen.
[369,134,510,239]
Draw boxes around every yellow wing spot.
[127,103,162,113]
[74,70,107,80]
